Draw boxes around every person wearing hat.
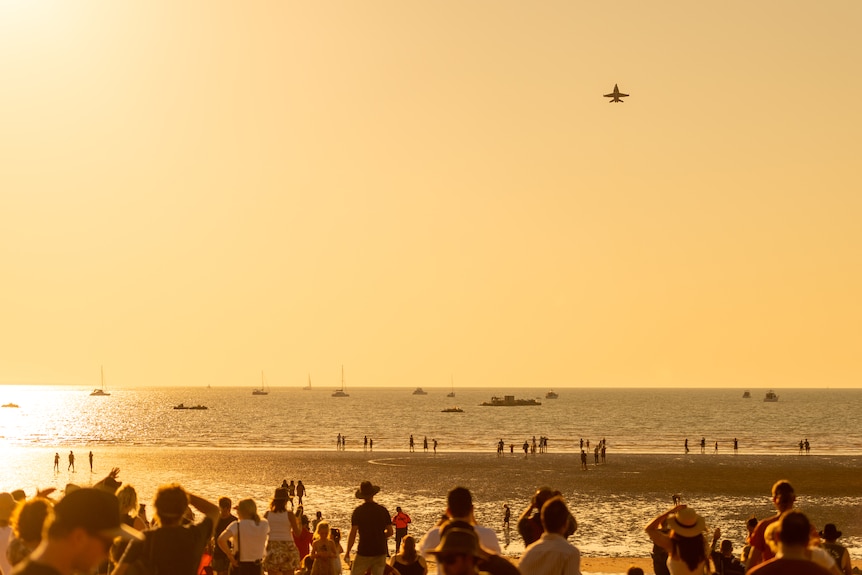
[262,488,301,575]
[748,511,833,575]
[418,487,502,575]
[12,488,143,575]
[646,505,708,575]
[517,496,580,575]
[820,524,851,575]
[344,481,392,575]
[426,520,519,575]
[113,483,219,575]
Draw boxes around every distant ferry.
[173,404,208,410]
[545,390,559,399]
[742,390,751,398]
[764,390,779,402]
[441,407,464,413]
[481,395,542,407]
[412,387,428,395]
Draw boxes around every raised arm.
[646,506,684,554]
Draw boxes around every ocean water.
[1,386,860,454]
[1,386,860,564]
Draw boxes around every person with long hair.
[389,535,427,575]
[218,499,270,575]
[646,505,709,575]
[309,521,339,575]
[7,497,53,567]
[263,488,302,575]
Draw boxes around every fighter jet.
[603,84,629,103]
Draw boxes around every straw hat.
[667,507,706,537]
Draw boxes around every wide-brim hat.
[667,507,706,538]
[820,523,842,540]
[428,527,488,560]
[355,481,380,499]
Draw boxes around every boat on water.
[441,407,464,413]
[481,395,542,407]
[174,403,208,410]
[742,390,751,398]
[90,366,111,396]
[412,387,428,395]
[1,403,19,408]
[447,375,455,398]
[764,390,779,402]
[332,366,349,397]
[303,374,312,390]
[545,390,559,399]
[253,371,269,395]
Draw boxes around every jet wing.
[617,92,629,97]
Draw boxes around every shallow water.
[1,386,860,454]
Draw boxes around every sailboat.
[447,375,455,398]
[303,374,312,390]
[332,366,349,397]
[90,366,111,396]
[252,371,269,395]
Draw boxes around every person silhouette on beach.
[433,439,437,454]
[297,480,306,505]
[580,450,587,470]
[423,436,428,452]
[523,441,529,456]
[364,436,368,451]
[503,504,510,529]
[714,441,718,454]
[369,438,373,451]
[89,451,93,471]
[409,435,415,452]
[734,438,738,454]
[700,437,706,454]
[53,452,60,472]
[68,450,75,471]
[685,438,689,454]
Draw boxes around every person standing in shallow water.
[89,451,94,472]
[67,451,75,471]
[53,453,60,472]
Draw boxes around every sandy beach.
[3,447,860,572]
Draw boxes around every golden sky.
[2,1,860,389]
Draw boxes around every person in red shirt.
[392,507,412,555]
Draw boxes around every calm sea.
[1,386,860,565]
[1,386,860,454]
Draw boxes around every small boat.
[90,366,111,396]
[252,371,269,395]
[1,403,19,408]
[441,407,464,413]
[332,366,350,397]
[174,404,208,410]
[481,395,542,407]
[742,390,751,398]
[545,390,559,399]
[303,374,312,390]
[764,390,779,402]
[412,387,428,395]
[447,375,455,398]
